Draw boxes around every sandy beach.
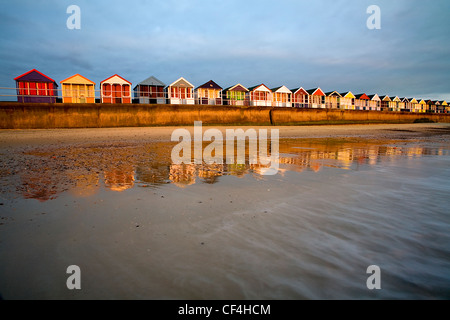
[1,123,450,148]
[0,123,449,299]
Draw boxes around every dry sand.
[1,123,450,148]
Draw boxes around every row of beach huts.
[12,69,449,113]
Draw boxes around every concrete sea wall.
[0,102,448,129]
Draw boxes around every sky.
[0,0,449,100]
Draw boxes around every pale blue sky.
[1,0,449,100]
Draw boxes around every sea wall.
[0,102,448,129]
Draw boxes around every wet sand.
[0,123,449,300]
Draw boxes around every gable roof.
[135,76,165,88]
[355,93,370,100]
[168,77,194,88]
[100,74,131,85]
[367,94,381,101]
[223,83,249,92]
[14,69,57,84]
[291,87,308,95]
[271,85,292,94]
[60,74,95,85]
[247,84,271,92]
[306,88,325,96]
[340,91,356,99]
[196,80,222,90]
[325,91,342,97]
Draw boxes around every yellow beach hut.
[339,91,356,110]
[60,74,96,103]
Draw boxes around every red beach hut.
[14,69,58,103]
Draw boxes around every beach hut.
[339,91,356,110]
[100,74,132,104]
[380,95,391,111]
[271,86,292,107]
[417,99,427,113]
[389,96,402,111]
[291,87,309,108]
[425,100,436,113]
[439,100,448,113]
[325,91,341,109]
[367,94,381,111]
[247,84,272,107]
[223,84,249,106]
[60,74,95,103]
[133,76,166,104]
[166,77,195,105]
[401,98,411,112]
[195,80,223,105]
[354,93,370,111]
[14,69,58,103]
[306,88,326,108]
[409,98,419,113]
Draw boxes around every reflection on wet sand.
[3,139,447,201]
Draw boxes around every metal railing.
[0,87,448,113]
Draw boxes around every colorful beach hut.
[271,86,292,107]
[439,100,448,113]
[100,74,132,104]
[380,95,391,111]
[307,88,326,108]
[354,93,370,111]
[133,76,166,104]
[291,87,309,108]
[389,96,402,111]
[60,74,95,103]
[14,69,58,103]
[166,77,195,105]
[223,84,249,106]
[247,84,272,107]
[325,91,341,109]
[339,92,356,110]
[195,80,223,105]
[417,99,427,113]
[409,98,419,113]
[367,94,381,111]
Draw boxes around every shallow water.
[0,138,449,299]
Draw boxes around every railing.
[0,87,448,113]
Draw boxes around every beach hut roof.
[355,93,370,100]
[14,69,57,85]
[134,76,165,88]
[367,94,381,100]
[196,80,222,90]
[307,88,325,96]
[271,85,292,93]
[223,84,249,92]
[60,74,95,85]
[325,91,342,97]
[291,87,308,95]
[340,91,356,99]
[168,77,194,88]
[100,74,131,85]
[247,84,271,92]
